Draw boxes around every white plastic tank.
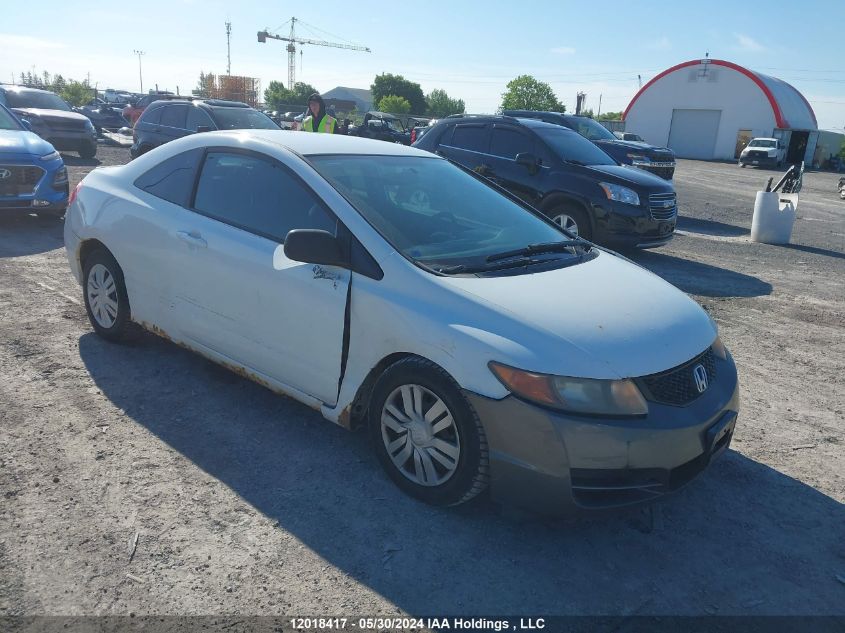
[751,191,798,244]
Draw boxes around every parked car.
[414,115,677,248]
[0,103,69,218]
[504,111,676,180]
[122,93,182,126]
[64,130,739,515]
[615,131,645,142]
[102,89,134,105]
[353,111,410,144]
[130,98,279,158]
[410,119,437,145]
[738,138,785,168]
[0,85,98,158]
[75,98,129,135]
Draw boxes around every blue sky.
[2,0,844,130]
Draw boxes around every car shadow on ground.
[676,216,750,238]
[78,332,845,616]
[60,154,101,167]
[781,242,845,261]
[625,250,772,298]
[0,213,65,258]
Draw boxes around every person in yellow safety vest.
[301,93,337,133]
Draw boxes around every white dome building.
[623,58,819,165]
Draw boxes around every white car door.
[169,149,349,406]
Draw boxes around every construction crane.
[258,17,370,91]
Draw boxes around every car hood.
[0,129,56,156]
[584,163,674,189]
[12,108,90,122]
[438,251,715,379]
[593,138,674,157]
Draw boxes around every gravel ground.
[1,147,843,621]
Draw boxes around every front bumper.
[465,353,739,516]
[631,161,676,180]
[592,199,676,249]
[43,130,97,152]
[0,159,69,212]
[740,154,778,167]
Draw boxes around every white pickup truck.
[739,137,785,168]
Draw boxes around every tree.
[289,82,318,105]
[377,95,411,114]
[60,81,93,106]
[599,111,623,121]
[264,80,292,110]
[425,89,465,118]
[371,73,426,114]
[500,75,565,113]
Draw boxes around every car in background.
[410,119,437,144]
[615,131,645,142]
[123,93,182,126]
[0,103,69,218]
[0,85,98,158]
[413,114,677,248]
[503,110,676,180]
[103,89,133,105]
[738,138,785,168]
[75,98,129,135]
[130,98,279,158]
[352,111,410,144]
[64,130,738,515]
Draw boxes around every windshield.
[387,119,406,132]
[749,139,776,148]
[309,155,586,273]
[211,108,278,130]
[6,91,71,111]
[0,106,23,131]
[539,128,617,166]
[568,117,616,141]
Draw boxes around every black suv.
[413,115,677,248]
[130,99,278,158]
[503,110,676,180]
[0,85,98,158]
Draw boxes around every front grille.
[42,116,87,132]
[746,150,769,159]
[0,165,45,196]
[639,347,716,406]
[648,192,677,220]
[643,164,675,180]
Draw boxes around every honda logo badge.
[693,364,708,393]
[0,168,11,180]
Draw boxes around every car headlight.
[598,182,640,206]
[711,335,728,360]
[40,150,60,161]
[489,362,648,416]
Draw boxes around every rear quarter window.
[448,124,489,153]
[133,148,203,207]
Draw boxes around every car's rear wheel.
[369,357,489,506]
[79,141,97,159]
[82,249,138,343]
[548,204,591,240]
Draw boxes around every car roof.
[202,129,436,157]
[440,114,575,132]
[0,85,55,95]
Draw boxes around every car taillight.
[410,129,416,143]
[68,182,82,206]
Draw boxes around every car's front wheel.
[79,141,97,159]
[548,204,591,240]
[82,248,137,343]
[369,357,489,506]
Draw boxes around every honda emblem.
[693,364,708,393]
[0,168,11,180]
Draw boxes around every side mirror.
[196,125,212,133]
[283,230,348,268]
[516,152,539,174]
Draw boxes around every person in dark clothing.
[301,93,337,133]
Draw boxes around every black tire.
[739,162,746,168]
[79,141,97,159]
[545,202,592,240]
[81,248,138,343]
[368,357,489,506]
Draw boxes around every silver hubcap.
[552,213,579,236]
[381,384,461,487]
[87,263,119,328]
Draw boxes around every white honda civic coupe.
[64,131,739,515]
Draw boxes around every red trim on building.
[622,59,797,129]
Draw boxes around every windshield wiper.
[486,240,588,263]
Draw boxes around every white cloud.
[550,46,576,55]
[733,33,766,52]
[648,37,672,51]
[0,34,64,50]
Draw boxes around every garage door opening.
[786,130,810,165]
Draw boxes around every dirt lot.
[1,147,843,621]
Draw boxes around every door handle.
[176,230,207,248]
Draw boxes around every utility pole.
[225,22,232,75]
[597,94,602,118]
[133,50,145,93]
